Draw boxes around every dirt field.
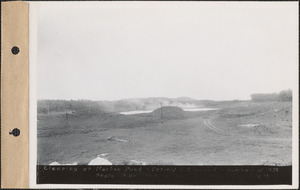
[37,101,292,165]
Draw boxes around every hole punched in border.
[11,46,20,55]
[9,128,21,137]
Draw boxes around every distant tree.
[278,89,292,102]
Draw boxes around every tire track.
[203,119,233,136]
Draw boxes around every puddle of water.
[183,108,219,112]
[108,136,129,142]
[115,138,129,142]
[239,124,260,127]
[119,110,153,115]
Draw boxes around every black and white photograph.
[31,1,298,187]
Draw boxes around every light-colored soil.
[37,101,292,165]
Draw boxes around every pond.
[119,110,154,115]
[183,107,219,112]
[119,107,219,115]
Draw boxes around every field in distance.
[37,100,292,165]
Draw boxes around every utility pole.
[66,107,68,125]
[161,102,163,123]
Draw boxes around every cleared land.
[37,101,292,165]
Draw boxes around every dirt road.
[203,119,232,136]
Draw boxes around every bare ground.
[37,101,292,165]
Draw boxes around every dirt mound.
[151,106,186,120]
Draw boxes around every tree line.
[251,89,292,102]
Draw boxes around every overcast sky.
[37,2,298,101]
